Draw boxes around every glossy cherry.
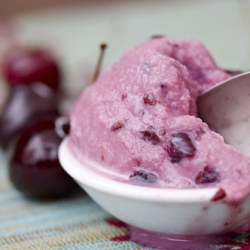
[9,116,78,198]
[0,83,59,149]
[4,47,61,91]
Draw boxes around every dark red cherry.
[4,47,61,91]
[166,132,196,163]
[9,116,78,198]
[0,83,59,149]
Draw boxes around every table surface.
[1,1,250,249]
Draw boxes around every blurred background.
[0,0,249,91]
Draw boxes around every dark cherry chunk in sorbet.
[130,170,158,183]
[140,128,161,144]
[111,121,124,131]
[160,84,168,94]
[121,93,127,100]
[143,93,156,106]
[211,188,226,201]
[167,132,196,163]
[195,166,221,185]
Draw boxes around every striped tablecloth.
[1,149,250,250]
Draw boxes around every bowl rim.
[59,137,219,203]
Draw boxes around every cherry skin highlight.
[167,132,196,163]
[8,116,78,198]
[0,83,59,149]
[4,47,61,91]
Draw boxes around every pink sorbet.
[69,37,250,203]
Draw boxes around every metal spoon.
[197,72,250,157]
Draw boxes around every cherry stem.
[92,43,107,83]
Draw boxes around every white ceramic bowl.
[59,138,250,238]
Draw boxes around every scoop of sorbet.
[69,37,250,203]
